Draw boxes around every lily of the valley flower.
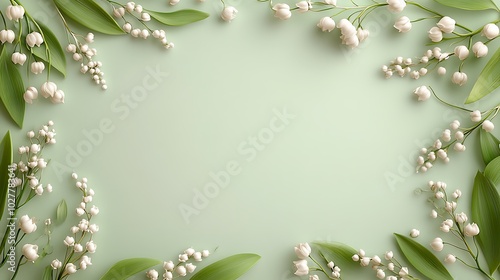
[23,87,38,104]
[430,237,444,251]
[6,5,25,21]
[317,17,335,32]
[19,215,37,233]
[428,26,443,42]
[22,244,39,262]
[472,41,488,58]
[26,32,44,48]
[464,223,480,237]
[11,52,27,65]
[394,16,411,32]
[482,23,499,39]
[413,85,431,101]
[221,6,238,22]
[482,120,495,132]
[293,259,309,276]
[386,0,406,13]
[41,81,58,98]
[451,71,467,86]
[437,16,456,33]
[294,243,311,259]
[273,3,292,20]
[0,29,15,43]
[454,45,469,60]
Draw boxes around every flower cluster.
[415,102,499,172]
[423,181,487,272]
[146,247,210,280]
[65,33,107,90]
[49,173,99,278]
[0,4,66,105]
[352,249,415,280]
[292,243,341,280]
[112,2,174,49]
[383,14,498,87]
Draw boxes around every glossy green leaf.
[31,22,66,76]
[146,9,209,26]
[313,242,358,269]
[480,129,500,166]
[485,156,500,190]
[466,46,500,103]
[0,132,13,221]
[433,0,499,10]
[55,199,67,225]
[53,0,124,35]
[471,171,500,274]
[394,233,453,280]
[0,45,25,128]
[100,258,162,280]
[190,253,260,280]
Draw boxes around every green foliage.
[147,9,209,26]
[313,242,358,270]
[471,172,500,274]
[100,258,162,280]
[480,129,500,166]
[55,199,67,225]
[0,132,12,220]
[190,254,261,280]
[433,0,499,11]
[466,46,500,103]
[394,233,453,280]
[0,45,25,128]
[53,0,124,35]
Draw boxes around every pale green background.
[1,0,499,279]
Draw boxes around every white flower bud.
[394,16,411,32]
[51,89,65,104]
[169,0,180,5]
[22,244,39,262]
[472,41,488,58]
[437,16,455,33]
[141,12,151,22]
[454,45,469,60]
[0,29,15,44]
[123,22,132,33]
[482,23,499,39]
[30,61,45,74]
[413,85,431,101]
[430,237,444,251]
[6,5,25,21]
[386,0,406,13]
[221,6,238,22]
[272,3,292,20]
[470,110,482,122]
[317,17,335,32]
[65,263,77,274]
[454,142,466,152]
[437,66,447,75]
[11,52,27,65]
[176,265,187,276]
[455,212,468,223]
[451,71,467,86]
[410,229,420,238]
[113,7,125,18]
[356,28,369,42]
[444,254,456,264]
[296,1,312,12]
[464,223,480,237]
[428,26,443,42]
[482,120,495,132]
[23,87,38,104]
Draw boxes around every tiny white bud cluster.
[353,249,409,279]
[146,248,210,280]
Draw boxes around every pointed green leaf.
[146,9,209,26]
[190,253,260,280]
[42,265,53,280]
[31,22,66,77]
[471,172,500,274]
[313,242,358,269]
[480,129,500,165]
[53,0,124,35]
[466,46,500,103]
[394,233,453,280]
[433,0,499,10]
[0,132,13,221]
[55,199,67,225]
[0,45,25,128]
[100,258,162,280]
[485,156,500,190]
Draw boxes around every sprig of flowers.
[146,247,210,280]
[292,243,342,280]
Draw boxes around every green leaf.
[146,9,209,26]
[0,45,25,128]
[31,22,66,77]
[485,156,500,189]
[313,242,358,269]
[100,258,162,280]
[190,253,260,280]
[53,0,124,35]
[466,46,500,103]
[55,199,67,225]
[42,265,53,280]
[0,132,13,221]
[471,171,500,274]
[394,233,453,280]
[433,0,499,10]
[480,129,500,166]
